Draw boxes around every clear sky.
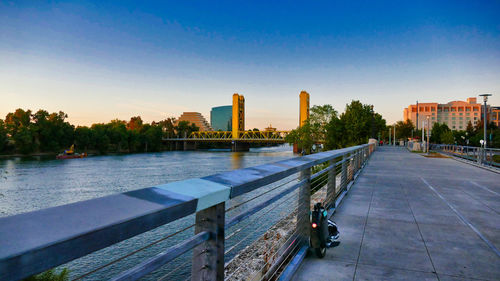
[1,0,499,130]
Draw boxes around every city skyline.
[1,1,500,130]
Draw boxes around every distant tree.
[0,119,7,152]
[127,116,143,131]
[310,105,338,142]
[5,108,32,137]
[395,120,414,140]
[13,126,36,154]
[466,121,474,135]
[441,130,454,144]
[430,123,451,143]
[252,128,259,131]
[108,119,128,152]
[90,124,110,154]
[338,100,385,146]
[285,121,315,154]
[74,126,92,152]
[175,121,199,138]
[157,117,176,137]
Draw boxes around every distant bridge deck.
[293,146,500,281]
[163,130,290,143]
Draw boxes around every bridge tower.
[299,91,310,127]
[232,93,245,139]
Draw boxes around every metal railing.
[0,143,376,281]
[432,144,500,168]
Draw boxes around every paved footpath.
[292,146,500,281]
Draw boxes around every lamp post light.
[426,115,430,154]
[479,94,492,163]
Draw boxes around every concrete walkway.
[292,146,500,281]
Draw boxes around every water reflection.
[230,152,244,169]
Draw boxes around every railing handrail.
[0,143,372,280]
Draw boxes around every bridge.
[163,130,291,151]
[163,91,310,151]
[1,145,499,280]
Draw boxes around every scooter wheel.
[315,246,326,258]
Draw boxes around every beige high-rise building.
[176,112,212,131]
[404,98,482,131]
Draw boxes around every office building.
[176,112,212,131]
[210,105,232,131]
[404,98,483,131]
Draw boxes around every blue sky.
[1,0,499,129]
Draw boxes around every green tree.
[395,120,414,140]
[0,119,7,152]
[310,105,338,142]
[74,126,92,152]
[337,101,385,146]
[5,108,32,137]
[175,121,199,138]
[108,119,128,152]
[90,124,110,154]
[13,126,36,154]
[285,121,315,154]
[430,123,451,143]
[441,130,454,144]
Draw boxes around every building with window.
[403,98,483,131]
[176,112,212,131]
[210,105,232,131]
[491,106,500,127]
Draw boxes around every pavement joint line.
[454,183,500,216]
[401,183,440,281]
[420,177,500,258]
[351,173,375,281]
[469,181,500,197]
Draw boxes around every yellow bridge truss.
[182,131,290,143]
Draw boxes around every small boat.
[56,145,87,159]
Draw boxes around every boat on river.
[56,145,87,159]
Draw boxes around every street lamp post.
[479,94,492,164]
[426,115,430,154]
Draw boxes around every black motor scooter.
[310,203,340,258]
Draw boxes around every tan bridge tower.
[232,93,245,139]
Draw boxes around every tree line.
[0,109,200,155]
[392,119,500,147]
[285,100,387,153]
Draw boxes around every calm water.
[0,145,296,280]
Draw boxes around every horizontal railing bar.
[110,231,210,281]
[205,145,366,198]
[310,165,334,181]
[225,179,306,230]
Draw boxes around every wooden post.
[191,202,225,281]
[297,168,311,245]
[326,159,336,208]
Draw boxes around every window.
[466,108,471,111]
[473,107,479,111]
[474,113,478,116]
[452,117,456,120]
[451,108,456,111]
[466,113,470,116]
[459,113,463,116]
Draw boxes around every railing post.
[326,159,336,208]
[297,168,311,245]
[341,154,348,190]
[191,202,225,281]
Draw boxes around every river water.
[0,146,296,280]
